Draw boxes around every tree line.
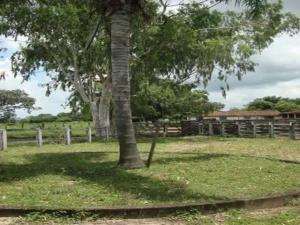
[246,96,300,112]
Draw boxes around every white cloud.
[209,78,300,109]
[0,48,70,118]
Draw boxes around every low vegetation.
[0,137,299,209]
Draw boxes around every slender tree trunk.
[111,5,144,169]
[90,80,111,140]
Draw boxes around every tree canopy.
[1,1,299,96]
[0,89,37,122]
[131,78,224,120]
[247,96,300,112]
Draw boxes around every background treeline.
[246,96,300,112]
[20,112,86,123]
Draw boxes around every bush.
[27,114,57,123]
[55,116,73,122]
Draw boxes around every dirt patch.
[1,217,184,225]
[0,217,16,225]
[245,205,300,218]
[81,218,184,225]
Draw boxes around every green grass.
[0,136,299,209]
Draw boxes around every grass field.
[0,136,299,209]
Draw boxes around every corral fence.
[181,120,300,140]
[0,119,299,150]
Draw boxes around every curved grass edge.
[0,190,299,218]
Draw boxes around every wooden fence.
[134,122,181,137]
[182,120,300,140]
[0,120,298,150]
[0,127,93,150]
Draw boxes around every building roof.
[281,111,300,114]
[205,110,281,118]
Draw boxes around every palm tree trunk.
[110,5,144,169]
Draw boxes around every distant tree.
[261,96,283,105]
[247,96,300,112]
[0,89,37,122]
[275,100,300,112]
[56,112,74,122]
[27,114,56,123]
[247,99,274,110]
[132,79,224,121]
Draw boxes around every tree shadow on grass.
[153,153,230,165]
[0,151,230,204]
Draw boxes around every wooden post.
[65,127,71,145]
[0,129,7,150]
[208,122,214,136]
[236,122,241,137]
[268,122,275,138]
[36,128,43,147]
[146,124,159,168]
[163,123,167,138]
[198,122,202,135]
[289,122,296,140]
[220,122,225,137]
[252,121,257,138]
[87,127,92,143]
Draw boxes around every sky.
[0,0,300,118]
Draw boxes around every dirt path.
[0,206,298,225]
[0,217,14,225]
[81,218,184,225]
[0,217,184,225]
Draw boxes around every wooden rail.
[0,120,298,149]
[182,120,300,140]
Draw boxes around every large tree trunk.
[91,100,102,138]
[98,77,112,139]
[91,79,111,139]
[111,5,144,169]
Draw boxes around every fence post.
[268,122,275,138]
[289,122,296,140]
[198,122,202,135]
[252,121,257,138]
[163,123,167,137]
[87,127,92,143]
[0,129,7,150]
[236,122,241,137]
[208,122,214,136]
[36,128,43,147]
[220,122,225,137]
[65,127,71,145]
